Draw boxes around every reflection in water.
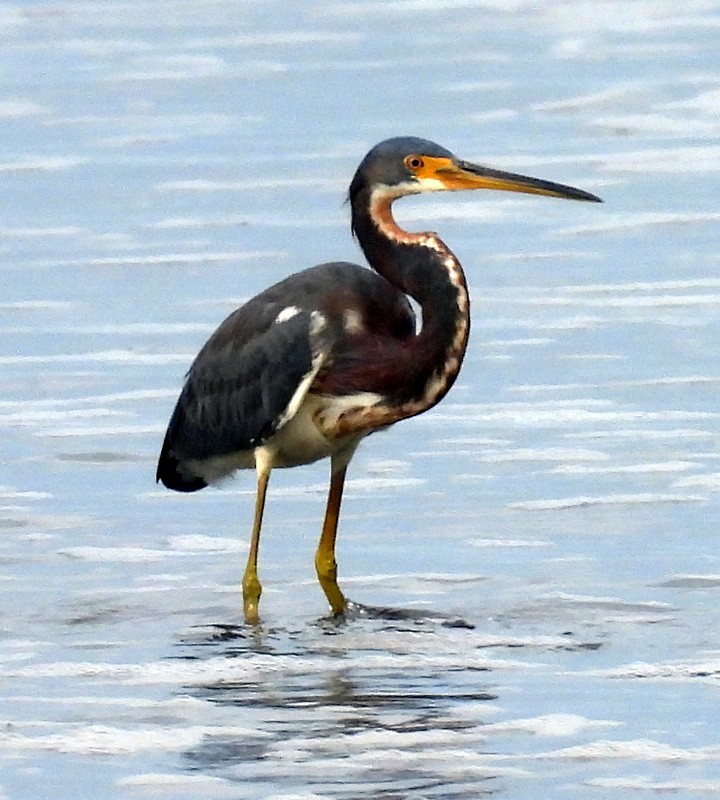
[177,618,500,797]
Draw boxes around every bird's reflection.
[171,611,607,795]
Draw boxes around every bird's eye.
[405,155,424,171]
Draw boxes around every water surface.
[2,1,720,798]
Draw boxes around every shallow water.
[2,1,720,798]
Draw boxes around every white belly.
[264,393,369,468]
[186,391,381,484]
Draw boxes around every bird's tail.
[156,434,207,493]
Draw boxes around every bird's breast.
[263,390,382,469]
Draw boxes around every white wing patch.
[273,310,329,432]
[343,308,364,334]
[275,305,301,324]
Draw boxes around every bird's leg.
[242,454,272,624]
[314,462,348,616]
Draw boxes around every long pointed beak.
[438,159,602,203]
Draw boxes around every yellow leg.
[242,455,271,624]
[314,463,348,616]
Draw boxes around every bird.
[157,136,601,623]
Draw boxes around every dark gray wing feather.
[157,304,328,491]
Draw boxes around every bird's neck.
[342,189,470,431]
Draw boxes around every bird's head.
[349,136,602,205]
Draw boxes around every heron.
[157,136,601,623]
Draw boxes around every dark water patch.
[185,735,273,768]
[555,638,604,653]
[327,601,476,629]
[475,631,605,653]
[0,517,30,529]
[55,450,148,463]
[655,575,720,589]
[65,606,125,626]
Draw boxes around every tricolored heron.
[157,136,601,623]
